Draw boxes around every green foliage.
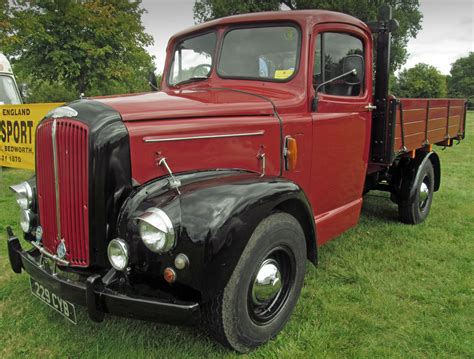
[193,0,422,71]
[393,63,447,98]
[3,0,154,98]
[448,52,473,109]
[194,0,282,23]
[0,0,11,46]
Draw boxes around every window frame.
[310,23,372,107]
[216,22,303,83]
[313,31,365,97]
[166,30,218,87]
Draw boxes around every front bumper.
[6,229,200,325]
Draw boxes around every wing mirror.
[19,83,29,102]
[148,71,159,91]
[311,54,365,112]
[342,54,364,85]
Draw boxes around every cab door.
[309,24,373,245]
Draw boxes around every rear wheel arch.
[428,152,441,192]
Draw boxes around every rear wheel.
[202,212,306,353]
[398,159,435,224]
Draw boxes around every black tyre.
[202,212,306,353]
[398,159,435,224]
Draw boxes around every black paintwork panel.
[118,170,314,300]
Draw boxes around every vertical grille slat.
[71,124,79,263]
[37,121,58,252]
[77,125,85,265]
[36,119,90,267]
[82,126,90,265]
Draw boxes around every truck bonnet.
[94,88,281,185]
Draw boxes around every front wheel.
[398,159,435,224]
[202,212,306,353]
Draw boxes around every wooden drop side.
[394,99,467,154]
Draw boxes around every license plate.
[30,277,77,324]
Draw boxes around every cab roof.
[169,10,369,43]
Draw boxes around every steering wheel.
[191,64,212,78]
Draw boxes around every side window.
[313,32,364,96]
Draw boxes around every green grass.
[1,114,473,358]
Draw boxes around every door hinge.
[365,103,377,112]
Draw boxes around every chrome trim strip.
[31,241,70,266]
[51,119,61,241]
[143,131,265,143]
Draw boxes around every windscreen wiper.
[174,77,208,87]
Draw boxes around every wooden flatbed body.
[394,98,467,154]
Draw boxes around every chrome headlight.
[20,209,35,233]
[107,239,129,271]
[136,208,175,253]
[10,181,34,210]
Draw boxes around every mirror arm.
[148,70,159,92]
[149,81,160,91]
[314,69,357,94]
[312,69,357,112]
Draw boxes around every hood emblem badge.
[56,240,67,259]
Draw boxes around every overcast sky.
[141,0,473,75]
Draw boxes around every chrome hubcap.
[248,246,295,324]
[419,177,430,209]
[251,259,282,305]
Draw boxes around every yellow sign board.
[0,103,63,170]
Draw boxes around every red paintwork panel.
[125,116,281,185]
[96,89,274,121]
[315,199,362,246]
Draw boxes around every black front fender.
[117,170,316,300]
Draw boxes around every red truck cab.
[7,6,466,352]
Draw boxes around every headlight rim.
[10,181,34,210]
[136,207,176,253]
[20,209,34,233]
[107,238,129,271]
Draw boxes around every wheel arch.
[428,151,441,192]
[274,198,317,266]
[397,150,440,206]
[117,170,316,300]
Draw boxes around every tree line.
[1,0,155,103]
[393,56,473,109]
[0,0,471,106]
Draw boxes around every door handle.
[365,103,377,112]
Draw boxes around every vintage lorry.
[7,6,467,352]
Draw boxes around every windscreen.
[218,26,300,81]
[0,75,21,104]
